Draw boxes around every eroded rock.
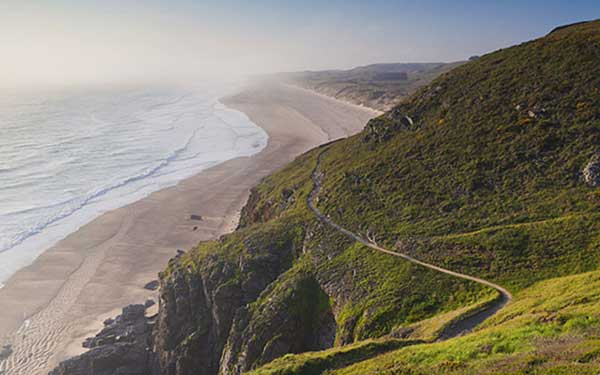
[218,272,335,375]
[583,153,600,187]
[50,304,158,375]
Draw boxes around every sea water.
[0,82,267,285]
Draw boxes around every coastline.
[0,81,378,374]
[0,89,268,286]
[283,82,385,116]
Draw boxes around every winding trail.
[308,149,512,339]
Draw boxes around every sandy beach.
[0,81,378,375]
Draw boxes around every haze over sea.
[0,82,267,285]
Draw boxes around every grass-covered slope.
[333,271,600,375]
[158,151,490,375]
[315,20,600,291]
[160,21,599,375]
[241,20,600,375]
[249,269,600,375]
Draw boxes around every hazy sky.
[1,0,598,88]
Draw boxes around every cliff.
[51,19,600,375]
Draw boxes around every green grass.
[247,269,600,375]
[318,242,493,343]
[248,339,421,375]
[316,21,600,242]
[331,269,600,375]
[160,21,600,374]
[405,212,600,291]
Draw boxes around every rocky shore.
[50,304,158,375]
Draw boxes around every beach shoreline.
[0,80,378,374]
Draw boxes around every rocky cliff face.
[219,271,336,374]
[51,222,305,375]
[153,222,304,375]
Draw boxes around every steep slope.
[332,269,600,375]
[249,269,600,375]
[244,20,600,375]
[308,150,512,338]
[153,152,490,375]
[51,20,600,375]
[314,19,600,291]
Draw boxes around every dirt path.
[308,149,512,339]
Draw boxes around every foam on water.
[0,82,267,283]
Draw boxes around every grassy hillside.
[154,150,495,373]
[282,62,464,111]
[240,20,600,374]
[248,269,600,375]
[314,20,600,290]
[159,20,599,375]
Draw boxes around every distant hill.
[281,62,464,111]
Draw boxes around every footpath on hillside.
[307,149,512,340]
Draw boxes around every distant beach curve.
[0,83,268,285]
[0,81,378,374]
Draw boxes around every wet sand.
[0,81,378,374]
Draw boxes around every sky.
[0,0,598,88]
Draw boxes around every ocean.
[0,83,268,285]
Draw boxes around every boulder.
[50,304,158,375]
[103,317,115,326]
[144,280,160,291]
[122,304,146,322]
[0,344,12,361]
[583,153,600,187]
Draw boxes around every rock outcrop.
[144,280,160,291]
[583,153,600,187]
[219,272,335,374]
[153,221,306,375]
[363,113,418,143]
[0,345,12,361]
[154,258,240,375]
[49,304,158,375]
